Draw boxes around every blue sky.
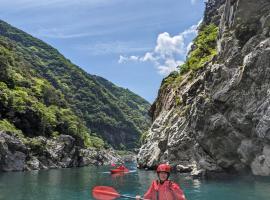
[0,0,205,102]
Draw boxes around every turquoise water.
[0,163,270,200]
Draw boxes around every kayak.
[110,168,129,174]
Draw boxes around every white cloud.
[191,0,198,5]
[119,52,158,64]
[157,59,184,75]
[77,42,151,56]
[186,42,194,55]
[141,52,157,63]
[118,55,128,63]
[118,23,199,76]
[35,27,94,39]
[119,55,140,63]
[154,32,185,58]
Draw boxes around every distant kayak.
[110,166,129,174]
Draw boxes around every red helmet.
[156,164,171,173]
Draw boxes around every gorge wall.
[137,0,270,177]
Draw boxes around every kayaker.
[118,165,125,170]
[136,164,187,200]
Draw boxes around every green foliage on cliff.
[139,131,150,145]
[0,20,151,149]
[179,24,218,74]
[160,24,218,91]
[161,71,184,90]
[0,119,22,135]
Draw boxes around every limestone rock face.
[137,0,270,177]
[0,132,27,171]
[0,131,122,171]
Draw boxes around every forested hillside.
[0,20,151,149]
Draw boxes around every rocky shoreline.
[0,131,122,172]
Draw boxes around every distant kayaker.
[118,165,126,170]
[136,164,187,200]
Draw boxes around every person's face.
[158,172,168,181]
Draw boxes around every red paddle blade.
[92,186,120,200]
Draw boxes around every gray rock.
[137,0,270,177]
[251,145,270,176]
[78,148,122,167]
[26,157,40,170]
[2,151,26,171]
[176,164,193,173]
[0,132,27,171]
[0,131,122,172]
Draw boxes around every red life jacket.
[118,165,125,170]
[143,180,186,200]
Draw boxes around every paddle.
[92,186,145,200]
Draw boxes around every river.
[1,162,270,200]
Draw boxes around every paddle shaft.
[120,194,144,200]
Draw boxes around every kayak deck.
[110,168,129,174]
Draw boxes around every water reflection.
[0,163,270,200]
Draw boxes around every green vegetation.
[161,72,179,88]
[180,24,218,74]
[0,20,151,149]
[25,137,45,153]
[139,131,150,145]
[0,119,22,135]
[0,50,92,147]
[175,96,182,106]
[160,24,218,91]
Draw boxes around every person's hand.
[135,195,141,200]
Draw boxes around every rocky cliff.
[0,131,121,171]
[137,0,270,177]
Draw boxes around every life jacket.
[118,166,125,170]
[144,180,186,200]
